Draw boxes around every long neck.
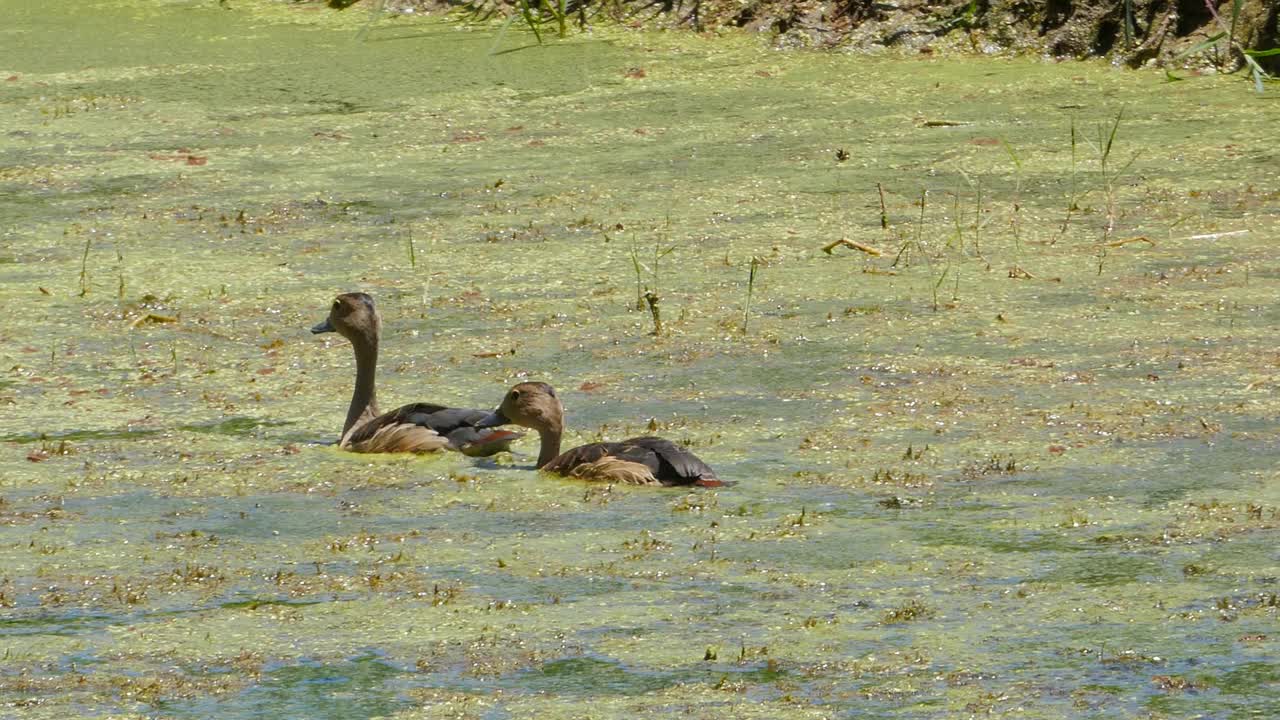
[344,337,379,437]
[536,426,562,468]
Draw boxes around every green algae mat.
[3,1,1280,717]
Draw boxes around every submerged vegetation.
[1,0,1279,718]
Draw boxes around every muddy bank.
[359,0,1278,73]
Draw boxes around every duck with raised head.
[311,292,523,455]
[476,382,726,487]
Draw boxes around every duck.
[310,292,523,455]
[476,381,726,487]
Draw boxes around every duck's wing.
[384,403,466,431]
[341,405,449,453]
[543,442,660,485]
[544,438,725,487]
[401,405,524,456]
[542,442,617,473]
[345,403,522,455]
[623,436,725,487]
[342,403,447,448]
[344,420,450,454]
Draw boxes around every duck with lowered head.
[476,381,726,487]
[311,292,522,455]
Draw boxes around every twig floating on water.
[822,238,883,256]
[129,313,178,328]
[1105,236,1155,248]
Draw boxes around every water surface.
[2,1,1280,718]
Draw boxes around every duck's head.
[312,292,381,346]
[477,382,564,434]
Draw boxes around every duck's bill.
[311,318,336,334]
[474,410,509,428]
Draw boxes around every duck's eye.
[547,388,556,397]
[509,390,520,399]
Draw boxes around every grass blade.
[1171,32,1226,62]
[518,0,543,44]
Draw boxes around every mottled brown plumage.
[477,382,725,486]
[561,456,661,486]
[312,293,522,455]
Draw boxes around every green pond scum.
[1,0,1279,717]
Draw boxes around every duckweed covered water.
[3,1,1280,717]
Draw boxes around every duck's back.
[544,436,723,486]
[345,403,522,455]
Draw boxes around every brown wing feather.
[542,443,614,474]
[342,403,518,455]
[342,407,417,448]
[565,457,660,485]
[543,438,723,486]
[343,422,450,454]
